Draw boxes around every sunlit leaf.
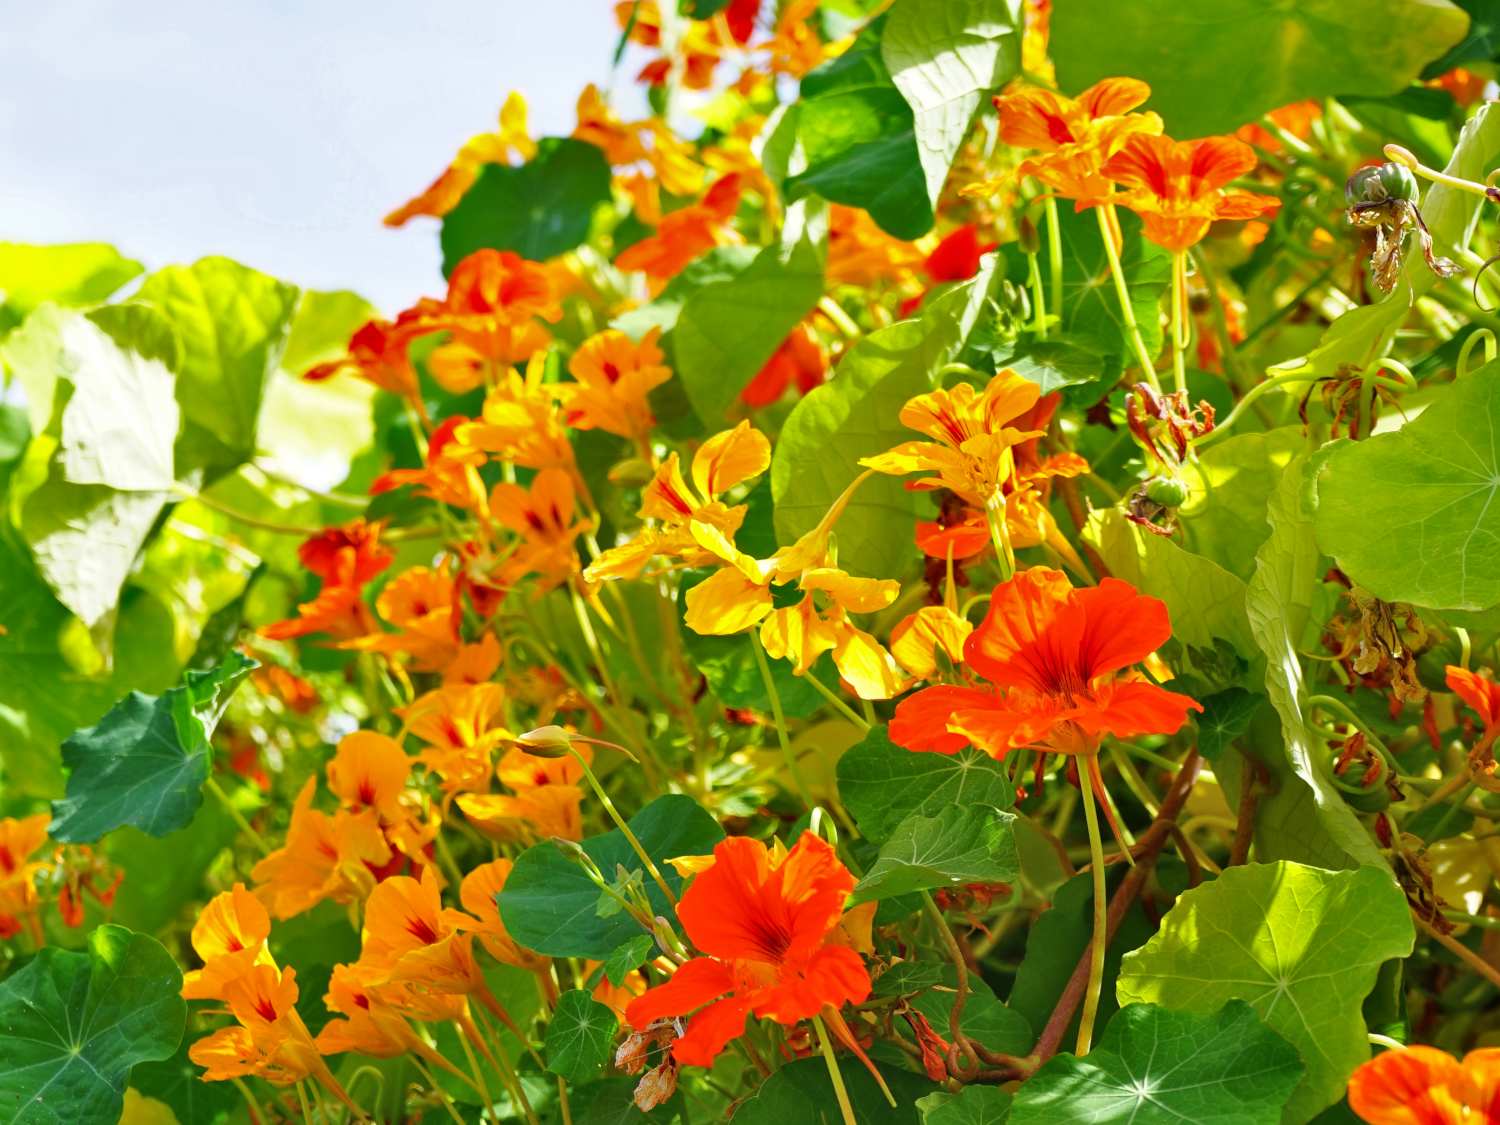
[1117,862,1414,1122]
[851,804,1018,904]
[838,727,1015,844]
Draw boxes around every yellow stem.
[1076,749,1109,1056]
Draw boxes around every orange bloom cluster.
[262,518,392,644]
[0,816,49,942]
[616,173,745,285]
[626,832,871,1066]
[990,77,1279,251]
[251,732,438,919]
[184,885,359,1107]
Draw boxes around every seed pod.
[1346,162,1420,207]
[1143,476,1191,508]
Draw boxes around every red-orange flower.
[615,174,743,284]
[1448,665,1500,735]
[1102,134,1280,252]
[1349,1045,1500,1124]
[994,77,1163,206]
[890,567,1200,757]
[740,324,825,408]
[624,832,870,1067]
[303,319,420,399]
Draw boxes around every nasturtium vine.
[5,4,1500,1124]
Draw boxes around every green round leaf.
[0,925,186,1125]
[1010,1001,1303,1125]
[850,803,1018,905]
[837,727,1014,844]
[1117,862,1415,1122]
[500,794,724,958]
[544,990,619,1083]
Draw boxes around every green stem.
[813,1015,859,1125]
[205,777,269,856]
[410,1058,467,1125]
[1045,195,1064,324]
[751,631,816,810]
[1171,250,1189,396]
[1076,750,1109,1056]
[1028,250,1048,340]
[804,672,871,731]
[1195,371,1322,448]
[568,747,679,908]
[1096,205,1160,389]
[1303,694,1401,775]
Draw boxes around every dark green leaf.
[0,925,185,1125]
[787,20,933,239]
[732,1056,936,1124]
[1194,689,1264,762]
[851,804,1018,905]
[129,1039,236,1125]
[1009,1001,1303,1124]
[49,652,256,842]
[441,138,612,271]
[838,727,1014,843]
[1051,0,1468,137]
[544,990,619,1083]
[500,794,724,958]
[910,969,1033,1056]
[917,1085,1013,1124]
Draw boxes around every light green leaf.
[48,652,256,843]
[917,1086,1013,1125]
[851,804,1017,905]
[837,727,1015,844]
[882,0,1023,203]
[19,475,169,631]
[0,925,186,1125]
[787,18,933,239]
[1009,1001,1303,1125]
[137,257,299,481]
[441,138,612,272]
[772,255,1000,578]
[1180,428,1304,579]
[602,934,656,988]
[1316,362,1500,610]
[0,242,142,330]
[674,237,823,423]
[500,794,724,958]
[1051,0,1468,137]
[1085,508,1256,665]
[280,289,377,374]
[1117,862,1414,1123]
[544,990,619,1083]
[1247,455,1386,870]
[1276,103,1500,378]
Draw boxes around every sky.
[1,1,638,313]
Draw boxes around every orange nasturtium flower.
[615,173,744,284]
[459,858,548,971]
[357,867,486,995]
[1349,1045,1500,1124]
[625,832,870,1067]
[384,91,536,226]
[890,567,1201,758]
[740,323,825,408]
[1102,134,1281,252]
[456,743,591,842]
[303,317,421,400]
[261,519,394,643]
[0,815,49,940]
[457,352,579,476]
[557,326,674,441]
[586,421,771,582]
[251,779,393,919]
[401,248,562,370]
[991,77,1163,206]
[181,884,273,1000]
[860,369,1045,513]
[489,467,591,590]
[404,682,512,802]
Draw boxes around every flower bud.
[1018,215,1040,257]
[1143,476,1191,508]
[513,725,575,757]
[1346,162,1419,207]
[608,457,655,488]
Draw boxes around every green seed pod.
[607,457,656,488]
[1143,476,1190,508]
[1346,162,1420,207]
[1330,746,1392,812]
